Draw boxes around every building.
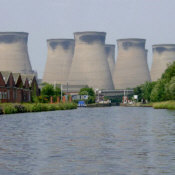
[0,32,34,74]
[68,31,114,90]
[113,38,151,89]
[151,44,175,81]
[0,71,39,103]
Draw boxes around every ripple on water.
[0,107,175,175]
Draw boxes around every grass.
[0,102,77,114]
[153,101,175,109]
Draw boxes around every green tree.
[79,87,95,97]
[41,83,55,99]
[150,79,167,102]
[161,62,175,82]
[142,81,156,101]
[166,76,175,100]
[134,85,143,101]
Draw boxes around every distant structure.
[68,31,114,90]
[151,44,175,81]
[105,44,115,76]
[113,38,151,89]
[0,32,33,74]
[43,39,74,84]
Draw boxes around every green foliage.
[134,85,143,101]
[150,79,167,102]
[153,101,175,109]
[134,61,175,102]
[78,87,96,104]
[161,62,175,82]
[87,96,95,104]
[41,83,55,98]
[0,102,77,114]
[79,87,95,97]
[40,83,61,103]
[166,76,175,99]
[3,104,17,114]
[142,81,156,101]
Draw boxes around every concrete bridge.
[100,89,134,97]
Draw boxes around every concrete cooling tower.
[105,44,115,76]
[43,39,74,84]
[151,44,175,81]
[68,31,114,90]
[113,39,151,89]
[0,32,33,74]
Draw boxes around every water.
[0,107,175,175]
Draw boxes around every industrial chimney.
[0,32,33,74]
[151,44,175,81]
[113,38,151,89]
[43,39,74,84]
[68,31,114,90]
[105,44,115,76]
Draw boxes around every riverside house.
[0,71,39,103]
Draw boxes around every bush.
[3,104,17,114]
[0,102,77,114]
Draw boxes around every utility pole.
[67,82,68,94]
[61,84,62,101]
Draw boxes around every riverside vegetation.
[134,62,175,109]
[0,103,77,114]
[0,83,77,115]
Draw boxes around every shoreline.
[0,102,77,115]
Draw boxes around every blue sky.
[0,0,175,78]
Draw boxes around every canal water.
[0,107,175,175]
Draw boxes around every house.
[0,72,7,103]
[0,71,39,103]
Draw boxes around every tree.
[166,76,175,100]
[79,87,95,97]
[134,85,143,101]
[150,79,167,102]
[41,83,55,98]
[142,81,156,101]
[161,62,175,82]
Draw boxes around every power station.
[0,32,33,74]
[68,31,114,90]
[2,31,174,91]
[151,44,175,81]
[113,38,151,89]
[105,44,115,76]
[43,39,74,84]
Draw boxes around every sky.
[0,0,175,78]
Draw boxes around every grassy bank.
[153,101,175,109]
[0,102,77,114]
[120,102,153,107]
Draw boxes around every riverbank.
[120,103,152,107]
[120,101,175,110]
[152,101,175,109]
[87,103,111,107]
[0,103,77,114]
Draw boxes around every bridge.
[100,89,134,97]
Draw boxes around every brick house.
[0,71,39,103]
[0,72,8,103]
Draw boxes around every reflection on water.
[0,107,175,174]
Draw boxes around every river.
[0,107,175,175]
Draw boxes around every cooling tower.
[105,44,115,75]
[151,44,175,81]
[68,31,114,90]
[43,39,74,84]
[113,38,151,89]
[0,32,33,74]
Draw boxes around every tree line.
[134,62,175,102]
